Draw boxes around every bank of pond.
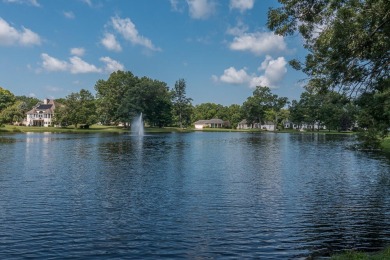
[1,124,389,153]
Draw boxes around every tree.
[226,104,242,129]
[172,79,193,128]
[15,96,40,111]
[192,103,227,122]
[268,0,389,146]
[0,87,16,112]
[54,89,97,128]
[0,101,25,124]
[135,77,172,127]
[95,71,138,126]
[242,86,288,128]
[95,71,173,127]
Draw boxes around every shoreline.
[1,124,389,153]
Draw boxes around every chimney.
[44,98,50,104]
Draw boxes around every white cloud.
[81,0,92,6]
[41,53,68,72]
[69,56,101,74]
[170,0,184,12]
[186,0,216,20]
[218,67,250,84]
[3,0,40,7]
[213,56,287,88]
[229,0,254,13]
[40,53,123,74]
[255,55,287,87]
[229,31,286,55]
[101,32,122,52]
[226,20,248,36]
[0,18,41,46]
[45,86,63,93]
[63,11,75,19]
[100,56,124,73]
[70,47,85,56]
[111,16,161,52]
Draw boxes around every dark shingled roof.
[36,104,53,110]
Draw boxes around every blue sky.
[0,0,307,106]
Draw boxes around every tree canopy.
[268,0,389,147]
[268,0,389,95]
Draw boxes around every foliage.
[172,79,193,128]
[267,0,389,145]
[15,96,40,111]
[0,86,16,112]
[268,0,389,95]
[331,247,390,260]
[95,71,172,127]
[290,88,357,131]
[192,103,228,121]
[135,77,172,127]
[54,89,97,128]
[95,71,138,126]
[0,101,26,124]
[242,86,288,128]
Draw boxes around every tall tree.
[0,87,16,112]
[95,71,138,125]
[242,86,288,128]
[172,79,192,128]
[268,0,389,146]
[54,89,97,128]
[135,77,173,127]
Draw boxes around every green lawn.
[0,124,128,133]
[331,247,390,260]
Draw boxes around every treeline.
[0,69,375,132]
[0,68,388,149]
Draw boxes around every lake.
[0,132,389,259]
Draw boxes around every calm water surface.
[0,132,389,259]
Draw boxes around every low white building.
[237,119,276,131]
[25,99,58,127]
[194,119,230,129]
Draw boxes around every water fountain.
[131,113,144,136]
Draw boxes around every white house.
[25,99,58,127]
[194,119,230,129]
[237,119,275,131]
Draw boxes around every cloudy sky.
[0,0,307,106]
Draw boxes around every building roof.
[26,99,58,114]
[194,119,225,125]
[36,104,53,110]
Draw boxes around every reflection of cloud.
[0,17,41,46]
[212,56,287,88]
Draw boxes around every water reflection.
[0,132,389,259]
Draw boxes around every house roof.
[26,99,59,114]
[194,119,225,125]
[36,104,53,110]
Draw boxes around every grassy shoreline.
[1,124,389,153]
[331,246,390,259]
